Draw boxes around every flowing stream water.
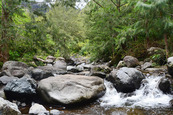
[58,75,173,115]
[20,75,173,115]
[99,75,173,109]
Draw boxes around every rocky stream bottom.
[20,103,173,115]
[1,54,173,115]
[18,76,173,115]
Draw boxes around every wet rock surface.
[107,67,145,93]
[0,57,173,114]
[158,77,171,94]
[38,74,105,105]
[4,76,37,102]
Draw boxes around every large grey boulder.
[29,103,49,115]
[123,56,139,67]
[4,76,37,102]
[2,61,29,77]
[107,67,145,93]
[38,75,105,105]
[0,97,21,115]
[167,57,173,77]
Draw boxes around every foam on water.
[99,75,173,109]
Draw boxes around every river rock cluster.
[0,47,173,114]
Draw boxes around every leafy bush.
[9,50,20,61]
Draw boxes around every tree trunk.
[0,0,9,62]
[164,33,168,58]
[146,36,149,48]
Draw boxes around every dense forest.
[0,0,173,67]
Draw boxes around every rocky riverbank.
[1,48,173,114]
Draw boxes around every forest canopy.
[0,0,173,67]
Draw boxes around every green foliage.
[9,50,20,61]
[0,0,87,64]
[54,50,61,58]
[123,40,148,60]
[81,0,173,62]
[46,4,85,58]
[83,0,137,62]
[1,0,173,65]
[0,62,3,68]
[35,61,45,66]
[150,50,166,65]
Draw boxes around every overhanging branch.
[93,0,104,8]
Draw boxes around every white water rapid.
[99,75,173,109]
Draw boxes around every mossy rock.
[26,62,37,68]
[91,65,111,74]
[147,47,166,65]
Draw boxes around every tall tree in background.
[0,0,28,62]
[83,0,173,62]
[84,0,133,62]
[136,0,173,57]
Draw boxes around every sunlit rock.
[38,74,105,104]
[0,97,21,115]
[29,103,49,115]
